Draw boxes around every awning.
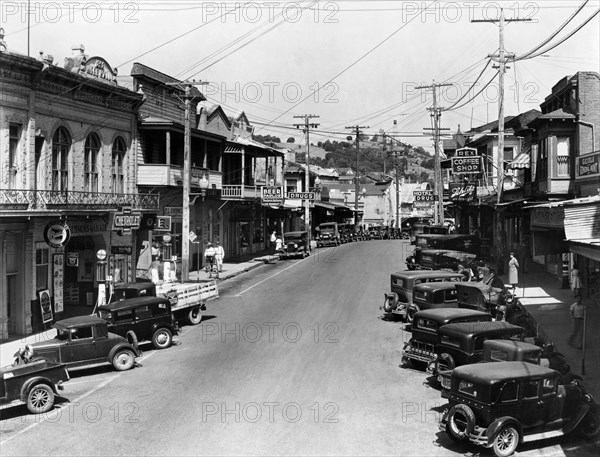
[225,144,242,153]
[570,239,600,262]
[509,151,530,169]
[496,198,528,206]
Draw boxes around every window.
[490,349,510,362]
[36,245,50,291]
[440,336,460,347]
[498,381,519,402]
[84,133,101,193]
[96,325,108,338]
[8,124,21,188]
[523,380,539,399]
[52,127,70,191]
[542,377,556,396]
[417,318,437,331]
[458,380,478,397]
[556,137,570,177]
[71,326,93,339]
[111,137,126,193]
[115,309,133,321]
[135,306,152,320]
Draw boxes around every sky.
[1,0,599,152]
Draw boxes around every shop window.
[36,245,49,291]
[52,127,70,191]
[111,137,126,193]
[84,133,101,193]
[8,124,21,189]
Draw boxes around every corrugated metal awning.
[564,203,600,240]
[509,151,530,169]
[570,239,600,261]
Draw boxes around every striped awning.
[225,144,243,153]
[509,151,530,169]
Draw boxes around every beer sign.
[262,186,283,204]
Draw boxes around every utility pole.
[418,81,452,225]
[346,125,369,231]
[166,80,209,282]
[473,9,530,275]
[293,115,319,242]
[472,9,530,203]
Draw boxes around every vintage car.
[30,316,142,371]
[401,308,493,370]
[410,223,448,244]
[407,281,459,321]
[1,358,69,414]
[440,362,600,457]
[413,249,479,272]
[416,234,481,255]
[438,339,573,396]
[456,281,505,316]
[338,224,353,243]
[368,226,384,240]
[279,231,311,259]
[428,321,527,376]
[381,271,466,321]
[316,222,340,247]
[98,296,179,349]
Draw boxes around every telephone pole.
[346,125,369,231]
[473,9,530,203]
[418,81,452,225]
[293,115,319,242]
[166,80,209,282]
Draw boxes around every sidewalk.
[495,260,600,399]
[0,251,280,367]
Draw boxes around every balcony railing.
[0,189,160,211]
[137,164,222,189]
[221,185,261,200]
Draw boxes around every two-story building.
[0,43,158,339]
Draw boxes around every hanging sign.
[452,156,481,174]
[44,221,71,248]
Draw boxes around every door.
[68,325,97,364]
[520,378,555,428]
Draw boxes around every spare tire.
[436,353,456,375]
[446,404,475,442]
[407,305,420,323]
[383,293,398,313]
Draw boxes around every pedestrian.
[270,230,276,246]
[214,241,225,274]
[508,252,519,295]
[568,296,585,349]
[204,242,216,276]
[570,264,582,297]
[275,234,283,252]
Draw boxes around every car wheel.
[492,425,519,457]
[27,383,54,414]
[578,406,600,440]
[188,306,203,325]
[446,404,475,442]
[152,328,173,349]
[112,349,135,371]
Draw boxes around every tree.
[287,137,295,143]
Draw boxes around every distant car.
[316,222,340,247]
[98,296,179,349]
[381,270,466,321]
[440,362,600,457]
[31,316,141,371]
[279,231,311,259]
[401,308,493,370]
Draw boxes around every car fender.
[151,322,178,336]
[20,377,57,403]
[107,343,140,363]
[486,417,523,446]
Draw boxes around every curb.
[217,256,279,281]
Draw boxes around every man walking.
[568,296,585,349]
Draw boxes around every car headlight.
[294,243,298,248]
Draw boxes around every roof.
[453,361,556,384]
[391,270,465,280]
[483,339,542,354]
[130,62,205,99]
[528,108,576,127]
[438,321,524,338]
[100,296,171,311]
[525,195,600,208]
[54,316,107,329]
[414,308,491,322]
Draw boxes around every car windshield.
[320,228,335,234]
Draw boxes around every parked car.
[381,270,466,321]
[98,296,179,349]
[413,249,479,272]
[440,362,600,457]
[401,308,493,370]
[30,316,142,371]
[1,358,69,414]
[316,222,340,247]
[428,321,527,376]
[438,339,573,396]
[338,223,353,243]
[415,234,481,255]
[407,281,459,321]
[279,231,311,259]
[410,223,448,244]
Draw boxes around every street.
[0,240,597,456]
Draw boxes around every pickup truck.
[111,280,219,325]
[1,358,69,414]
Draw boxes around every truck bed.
[155,280,219,312]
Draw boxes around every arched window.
[52,127,70,191]
[84,133,101,193]
[111,137,127,193]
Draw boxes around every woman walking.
[508,252,520,295]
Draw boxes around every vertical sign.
[39,290,53,323]
[53,254,64,313]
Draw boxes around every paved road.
[0,241,596,456]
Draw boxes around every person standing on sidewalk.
[568,296,585,349]
[508,252,520,295]
[570,264,582,297]
[214,241,225,274]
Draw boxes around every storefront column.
[0,232,7,340]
